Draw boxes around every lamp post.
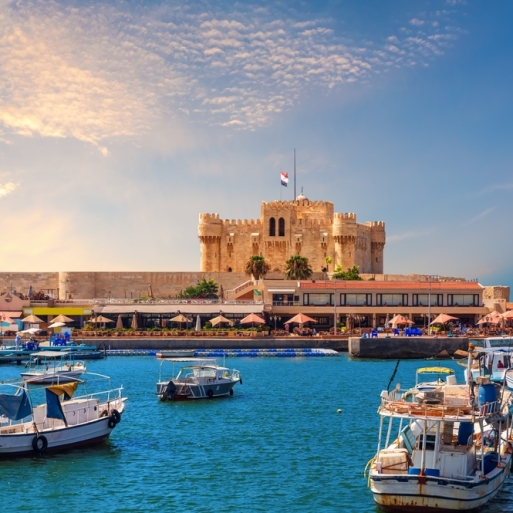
[333,280,337,336]
[271,315,281,331]
[428,276,432,336]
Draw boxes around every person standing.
[15,333,22,349]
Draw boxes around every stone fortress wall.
[198,197,386,274]
[0,272,247,300]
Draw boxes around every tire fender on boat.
[110,409,121,424]
[207,389,214,398]
[32,434,48,453]
[108,417,117,429]
[239,377,243,385]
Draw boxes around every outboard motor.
[162,381,177,401]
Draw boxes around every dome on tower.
[296,188,308,201]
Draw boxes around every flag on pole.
[280,171,289,187]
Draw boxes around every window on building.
[303,293,333,306]
[413,294,441,307]
[278,217,285,236]
[269,217,276,236]
[376,294,405,306]
[344,294,369,306]
[447,294,477,306]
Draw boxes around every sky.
[1,0,513,290]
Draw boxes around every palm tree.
[245,255,270,280]
[285,254,313,280]
[324,256,332,279]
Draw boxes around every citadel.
[198,194,386,274]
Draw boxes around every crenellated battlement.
[199,213,221,222]
[334,212,357,221]
[224,218,262,227]
[366,221,386,228]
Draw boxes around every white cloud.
[0,0,464,148]
[0,181,18,198]
[463,207,495,225]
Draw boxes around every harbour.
[1,354,511,512]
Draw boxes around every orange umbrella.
[240,313,266,325]
[389,314,414,326]
[430,314,459,325]
[285,313,317,325]
[477,312,502,325]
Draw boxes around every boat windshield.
[478,337,513,348]
[176,367,216,379]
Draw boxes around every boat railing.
[380,395,503,420]
[72,385,124,404]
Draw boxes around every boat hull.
[371,461,511,512]
[156,379,239,400]
[0,400,125,458]
[20,370,84,384]
[156,350,197,359]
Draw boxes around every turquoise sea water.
[1,355,512,513]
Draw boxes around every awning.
[268,289,296,294]
[95,303,264,315]
[0,310,22,319]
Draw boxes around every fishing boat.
[21,351,86,384]
[367,355,513,511]
[156,358,242,400]
[0,373,126,457]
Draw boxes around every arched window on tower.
[269,217,276,236]
[278,217,285,236]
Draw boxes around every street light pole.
[428,276,432,336]
[333,280,337,336]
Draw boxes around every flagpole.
[294,148,296,201]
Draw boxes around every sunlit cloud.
[0,0,464,151]
[0,181,18,198]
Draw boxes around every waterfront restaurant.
[262,279,489,332]
[93,302,265,330]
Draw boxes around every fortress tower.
[198,195,386,274]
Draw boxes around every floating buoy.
[337,409,342,414]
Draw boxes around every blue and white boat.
[367,355,513,511]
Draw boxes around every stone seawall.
[78,337,349,351]
[348,337,469,359]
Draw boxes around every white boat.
[155,349,197,359]
[506,368,513,390]
[367,356,513,511]
[461,344,513,385]
[21,351,86,384]
[156,358,242,400]
[0,373,126,457]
